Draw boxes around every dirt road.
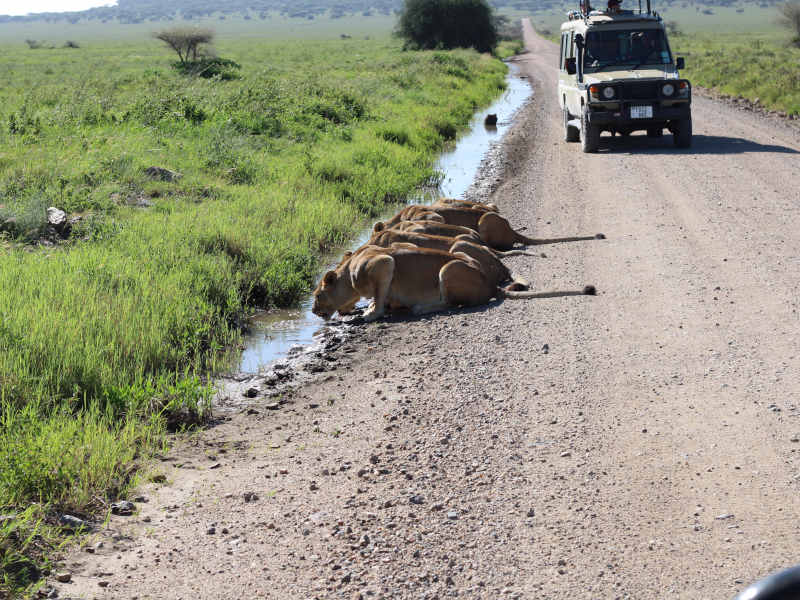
[59,22,800,600]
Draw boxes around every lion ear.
[323,271,336,286]
[342,251,353,260]
[373,222,385,232]
[487,203,499,212]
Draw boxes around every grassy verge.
[0,36,507,596]
[672,32,800,116]
[494,39,525,60]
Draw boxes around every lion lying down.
[311,244,595,322]
[381,204,605,251]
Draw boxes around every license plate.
[631,105,653,119]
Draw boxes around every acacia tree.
[396,0,498,53]
[778,1,800,47]
[153,27,214,64]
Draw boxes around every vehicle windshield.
[584,29,671,71]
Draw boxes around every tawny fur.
[312,244,594,322]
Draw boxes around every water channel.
[238,65,532,374]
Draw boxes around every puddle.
[238,65,532,375]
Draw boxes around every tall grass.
[0,35,507,595]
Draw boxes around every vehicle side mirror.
[566,57,576,75]
[676,57,685,69]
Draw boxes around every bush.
[396,0,498,53]
[172,57,242,79]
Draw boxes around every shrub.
[172,57,241,79]
[396,0,498,53]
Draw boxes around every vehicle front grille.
[621,82,659,101]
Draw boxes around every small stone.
[560,451,571,458]
[55,572,72,583]
[59,514,89,531]
[243,492,259,503]
[359,534,370,547]
[111,501,135,516]
[310,481,319,491]
[715,513,734,520]
[133,496,148,503]
[542,343,550,354]
[98,581,109,588]
[243,387,259,398]
[447,510,458,520]
[206,526,216,535]
[265,402,280,410]
[526,508,535,518]
[409,495,425,505]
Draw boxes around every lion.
[388,220,482,240]
[381,205,605,251]
[312,243,596,322]
[433,198,499,212]
[370,221,530,259]
[361,228,531,289]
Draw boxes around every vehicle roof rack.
[575,0,653,19]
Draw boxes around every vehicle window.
[584,29,671,70]
[568,31,574,58]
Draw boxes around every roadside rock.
[47,207,71,237]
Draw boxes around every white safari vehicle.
[558,0,691,152]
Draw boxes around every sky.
[0,0,117,16]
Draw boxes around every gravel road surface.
[57,21,800,600]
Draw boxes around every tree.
[777,1,800,47]
[396,0,498,53]
[153,27,214,64]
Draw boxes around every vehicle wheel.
[647,127,663,138]
[564,107,579,143]
[580,108,599,153]
[673,117,692,148]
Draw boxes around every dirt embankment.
[53,21,800,600]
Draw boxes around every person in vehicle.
[606,0,622,14]
[630,30,662,63]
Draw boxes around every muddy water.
[238,66,531,374]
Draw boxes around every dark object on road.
[485,113,498,126]
[734,565,800,600]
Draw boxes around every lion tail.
[499,285,596,299]
[513,232,606,246]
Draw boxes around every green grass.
[673,32,800,116]
[0,32,508,596]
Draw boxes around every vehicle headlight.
[602,86,615,100]
[662,83,675,97]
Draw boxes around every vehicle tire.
[580,108,599,153]
[673,117,692,148]
[564,107,579,143]
[647,127,663,137]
